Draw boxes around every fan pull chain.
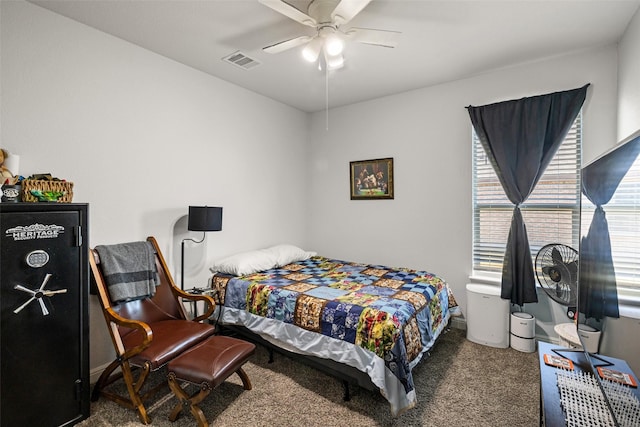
[325,60,329,130]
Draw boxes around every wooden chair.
[89,236,217,424]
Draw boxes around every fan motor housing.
[308,0,341,23]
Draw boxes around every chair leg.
[168,373,211,427]
[189,401,209,427]
[121,361,152,425]
[92,359,154,424]
[91,359,121,401]
[236,367,253,390]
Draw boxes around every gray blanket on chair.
[95,241,159,303]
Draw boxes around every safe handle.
[13,273,68,316]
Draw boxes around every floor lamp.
[181,206,223,291]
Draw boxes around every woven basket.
[21,180,74,202]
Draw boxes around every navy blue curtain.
[467,84,589,307]
[580,134,640,319]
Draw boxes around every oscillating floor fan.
[535,243,578,319]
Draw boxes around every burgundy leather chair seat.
[124,320,216,370]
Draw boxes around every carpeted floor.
[78,328,540,427]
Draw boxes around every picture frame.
[350,157,394,200]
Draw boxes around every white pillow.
[266,244,317,267]
[210,249,277,276]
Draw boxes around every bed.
[209,245,459,416]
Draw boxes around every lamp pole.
[181,238,185,291]
[181,233,206,291]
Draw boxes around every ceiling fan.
[258,0,401,70]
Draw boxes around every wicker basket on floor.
[20,180,74,202]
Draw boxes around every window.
[472,113,582,274]
[583,149,640,305]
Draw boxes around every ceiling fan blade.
[259,0,317,27]
[332,0,372,26]
[263,36,312,54]
[346,28,401,48]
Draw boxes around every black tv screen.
[578,128,640,424]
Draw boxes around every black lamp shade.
[188,206,223,232]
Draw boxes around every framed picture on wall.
[350,157,394,200]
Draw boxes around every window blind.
[472,114,582,274]
[582,153,640,304]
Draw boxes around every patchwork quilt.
[213,255,457,415]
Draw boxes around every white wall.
[307,46,618,328]
[4,0,639,376]
[1,0,309,372]
[606,7,640,374]
[618,6,640,141]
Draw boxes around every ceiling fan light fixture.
[324,33,344,56]
[326,53,344,70]
[259,0,400,74]
[302,36,324,62]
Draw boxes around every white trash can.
[577,324,601,354]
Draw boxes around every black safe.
[0,203,89,426]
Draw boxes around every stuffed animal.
[0,149,15,184]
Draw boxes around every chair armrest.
[103,307,154,360]
[173,288,216,322]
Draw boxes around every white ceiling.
[28,0,640,113]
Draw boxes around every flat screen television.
[577,128,640,425]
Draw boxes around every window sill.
[469,272,501,286]
[618,304,640,320]
[469,274,640,319]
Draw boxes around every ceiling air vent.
[222,51,261,70]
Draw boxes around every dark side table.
[538,340,639,426]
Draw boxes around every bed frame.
[219,324,376,400]
[218,320,450,402]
